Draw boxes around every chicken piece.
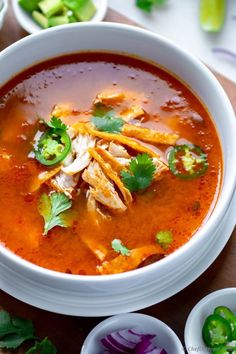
[152,158,169,181]
[122,124,179,145]
[82,161,126,212]
[108,142,130,158]
[88,148,132,205]
[94,91,125,106]
[120,105,145,122]
[50,171,79,198]
[83,236,108,262]
[97,245,164,275]
[62,134,96,175]
[30,166,61,192]
[87,188,111,221]
[74,123,159,158]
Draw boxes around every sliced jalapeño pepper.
[202,314,232,348]
[214,307,236,339]
[35,128,71,166]
[168,144,208,179]
[212,345,236,354]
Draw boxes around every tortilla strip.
[94,91,125,105]
[120,105,145,122]
[122,124,179,145]
[97,245,164,275]
[88,147,132,205]
[74,122,159,158]
[94,146,125,174]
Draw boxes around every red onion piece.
[100,328,168,354]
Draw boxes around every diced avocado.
[38,0,64,18]
[32,10,49,28]
[48,15,69,26]
[18,0,41,13]
[63,0,96,21]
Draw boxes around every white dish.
[12,0,108,33]
[0,0,8,30]
[81,313,183,354]
[0,23,235,316]
[184,288,236,354]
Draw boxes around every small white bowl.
[12,0,108,34]
[0,0,8,30]
[81,313,183,354]
[185,288,236,354]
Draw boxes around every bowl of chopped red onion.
[81,313,183,354]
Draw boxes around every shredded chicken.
[122,124,179,145]
[97,245,164,275]
[62,133,96,175]
[93,146,126,174]
[152,158,169,181]
[94,91,125,106]
[50,171,79,198]
[88,148,132,205]
[82,162,126,212]
[120,105,145,122]
[108,142,130,158]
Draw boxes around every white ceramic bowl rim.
[0,0,8,19]
[0,22,235,283]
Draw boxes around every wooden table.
[0,4,236,354]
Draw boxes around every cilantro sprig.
[136,0,166,12]
[26,337,57,354]
[38,192,72,235]
[46,116,67,131]
[121,153,156,192]
[0,310,57,353]
[112,239,130,256]
[0,311,34,349]
[91,112,125,134]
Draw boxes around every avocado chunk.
[32,10,49,28]
[18,0,41,13]
[48,14,69,26]
[63,0,96,21]
[38,0,64,18]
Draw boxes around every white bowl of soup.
[0,23,235,316]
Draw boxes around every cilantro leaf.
[136,0,166,12]
[46,116,67,131]
[92,113,124,134]
[0,311,34,349]
[112,239,130,256]
[121,153,156,192]
[156,230,173,250]
[26,337,57,354]
[38,192,72,235]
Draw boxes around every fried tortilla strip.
[51,104,72,118]
[93,146,126,174]
[74,123,159,158]
[30,166,61,192]
[122,124,179,145]
[88,147,132,205]
[97,245,164,275]
[82,161,127,213]
[94,91,125,105]
[120,105,145,122]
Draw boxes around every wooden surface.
[0,4,236,354]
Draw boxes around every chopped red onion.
[100,328,168,354]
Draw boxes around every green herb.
[136,0,166,12]
[0,310,34,349]
[156,230,173,250]
[200,0,226,32]
[91,113,125,134]
[121,153,156,192]
[38,192,72,235]
[26,337,57,354]
[46,116,67,131]
[112,239,130,256]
